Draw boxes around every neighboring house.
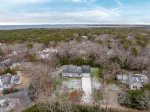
[0,88,31,111]
[0,59,14,74]
[0,98,20,112]
[106,50,114,57]
[116,74,149,90]
[62,65,90,78]
[10,61,24,69]
[129,81,143,90]
[116,75,129,84]
[37,48,58,59]
[81,36,88,41]
[127,34,134,39]
[0,73,22,90]
[0,59,12,68]
[7,51,17,57]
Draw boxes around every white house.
[0,73,22,90]
[130,81,143,90]
[37,48,58,59]
[116,74,149,90]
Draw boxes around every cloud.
[65,0,95,3]
[114,0,123,7]
[0,0,49,5]
[0,0,149,25]
[0,7,121,24]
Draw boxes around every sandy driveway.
[14,72,31,89]
[105,90,119,107]
[81,75,93,103]
[103,84,120,108]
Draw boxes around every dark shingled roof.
[62,65,82,74]
[62,65,90,74]
[82,65,90,73]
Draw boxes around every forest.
[0,27,150,112]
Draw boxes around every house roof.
[117,75,129,80]
[134,74,149,84]
[129,76,140,84]
[0,74,12,85]
[117,74,149,85]
[0,59,12,67]
[82,65,90,73]
[0,73,21,86]
[62,65,82,74]
[13,75,20,82]
[62,65,90,74]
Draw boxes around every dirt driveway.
[102,84,144,112]
[15,71,31,89]
[104,84,120,108]
[106,90,119,107]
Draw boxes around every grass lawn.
[91,68,103,82]
[62,78,82,90]
[53,74,63,91]
[91,68,103,103]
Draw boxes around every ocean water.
[0,24,146,30]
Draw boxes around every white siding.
[130,82,143,90]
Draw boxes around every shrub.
[131,47,138,56]
[73,104,101,112]
[93,89,103,102]
[144,84,150,90]
[2,88,19,95]
[59,56,69,66]
[5,68,16,75]
[23,105,40,112]
[119,59,131,70]
[135,36,149,48]
[59,56,96,67]
[27,43,33,49]
[28,54,37,62]
[95,40,103,44]
[71,57,85,66]
[136,40,148,48]
[123,44,129,50]
[23,102,125,112]
[118,90,149,110]
[91,67,104,80]
[110,56,120,63]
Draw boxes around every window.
[133,85,137,89]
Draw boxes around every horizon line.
[0,23,150,26]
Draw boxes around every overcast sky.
[0,0,150,25]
